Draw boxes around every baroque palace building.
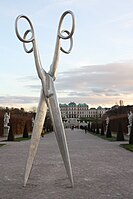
[59,102,106,128]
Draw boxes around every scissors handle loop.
[23,30,33,53]
[15,15,35,43]
[58,10,75,40]
[60,30,73,54]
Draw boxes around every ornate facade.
[59,102,106,119]
[59,102,106,128]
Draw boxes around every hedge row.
[0,111,33,136]
[108,114,128,134]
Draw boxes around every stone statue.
[31,117,35,128]
[127,111,133,135]
[105,116,109,133]
[3,112,10,137]
[4,112,10,127]
[106,116,109,125]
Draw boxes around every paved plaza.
[0,129,133,199]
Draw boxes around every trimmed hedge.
[0,109,33,136]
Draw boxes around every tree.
[31,106,37,113]
[91,123,95,133]
[90,123,93,132]
[20,107,24,112]
[96,123,99,134]
[44,116,53,133]
[129,123,133,144]
[84,126,88,133]
[23,124,29,138]
[7,125,14,141]
[117,121,124,141]
[106,123,112,138]
[88,122,90,132]
[101,123,104,136]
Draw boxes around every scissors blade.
[47,82,74,187]
[24,89,47,186]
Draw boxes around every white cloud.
[0,95,39,109]
[55,61,133,106]
[1,61,133,108]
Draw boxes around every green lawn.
[15,136,31,142]
[0,136,31,142]
[120,144,133,152]
[96,134,117,141]
[89,132,133,152]
[89,132,117,142]
[0,144,6,147]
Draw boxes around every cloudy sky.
[1,0,133,110]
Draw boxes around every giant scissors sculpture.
[15,11,75,187]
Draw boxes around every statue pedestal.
[3,126,10,137]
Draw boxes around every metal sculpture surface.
[15,10,75,187]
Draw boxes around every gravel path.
[0,129,133,199]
